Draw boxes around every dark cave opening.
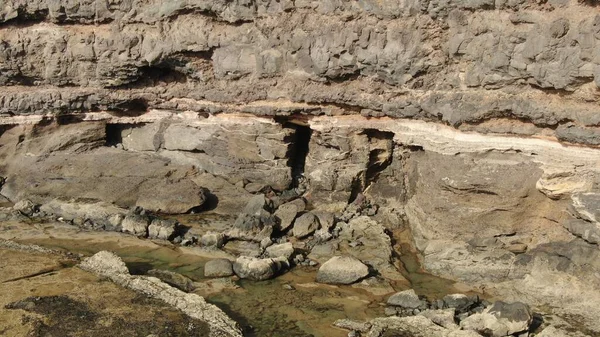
[105,124,123,146]
[287,122,313,188]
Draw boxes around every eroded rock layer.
[1,0,600,335]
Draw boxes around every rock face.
[2,0,600,334]
[79,251,243,337]
[316,256,370,285]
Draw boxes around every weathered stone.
[460,301,532,337]
[274,202,300,231]
[148,218,179,240]
[387,289,427,309]
[200,232,226,248]
[204,259,234,278]
[12,200,36,216]
[316,256,369,285]
[232,256,289,281]
[292,212,320,238]
[121,214,151,237]
[265,242,295,260]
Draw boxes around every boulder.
[292,212,320,238]
[274,202,300,231]
[242,194,267,215]
[147,269,195,292]
[443,294,480,313]
[148,218,179,240]
[204,259,234,278]
[316,256,369,285]
[200,232,226,248]
[232,256,289,281]
[460,301,532,337]
[387,289,427,309]
[121,214,151,236]
[265,242,294,260]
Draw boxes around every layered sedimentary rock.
[1,0,600,334]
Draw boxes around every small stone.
[308,260,318,266]
[148,218,179,240]
[200,232,225,248]
[260,237,273,249]
[204,259,234,278]
[282,284,295,290]
[314,228,332,243]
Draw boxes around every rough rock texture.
[316,256,370,285]
[2,0,600,334]
[232,256,289,281]
[204,259,234,278]
[387,289,427,309]
[78,251,242,337]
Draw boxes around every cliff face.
[1,0,600,145]
[1,0,600,334]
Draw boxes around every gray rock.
[461,301,532,337]
[204,259,234,278]
[316,256,369,285]
[148,218,179,240]
[13,200,36,216]
[243,194,267,215]
[443,293,479,312]
[387,289,427,309]
[147,269,195,292]
[313,210,335,231]
[121,214,151,237]
[200,232,226,248]
[292,212,320,238]
[418,309,458,330]
[274,202,300,231]
[265,242,295,260]
[232,256,289,281]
